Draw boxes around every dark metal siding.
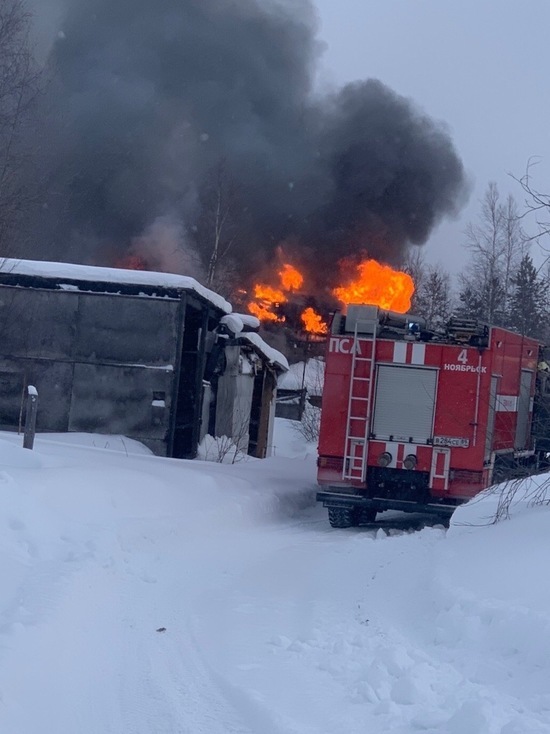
[0,358,73,432]
[74,294,179,365]
[68,363,174,443]
[0,288,78,360]
[0,282,217,457]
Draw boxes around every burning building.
[0,259,287,458]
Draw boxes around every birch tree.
[459,182,527,325]
[194,159,243,295]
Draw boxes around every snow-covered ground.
[0,422,549,733]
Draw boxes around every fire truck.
[317,305,548,527]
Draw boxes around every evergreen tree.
[457,285,484,321]
[509,254,547,339]
[414,264,453,329]
[457,276,506,325]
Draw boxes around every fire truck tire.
[328,507,355,528]
[360,508,377,524]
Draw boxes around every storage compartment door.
[372,365,437,443]
[515,369,533,450]
[485,375,499,461]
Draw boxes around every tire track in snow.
[112,521,257,734]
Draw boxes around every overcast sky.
[312,0,550,273]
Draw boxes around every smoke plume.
[27,0,468,290]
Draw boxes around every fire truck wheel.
[359,508,377,524]
[328,507,355,528]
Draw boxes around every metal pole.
[23,386,38,450]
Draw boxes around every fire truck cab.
[317,305,543,527]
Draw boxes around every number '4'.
[457,349,468,365]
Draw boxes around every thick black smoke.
[29,0,467,288]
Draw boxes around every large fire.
[333,259,414,314]
[248,263,327,333]
[248,258,414,333]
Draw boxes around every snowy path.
[0,433,549,732]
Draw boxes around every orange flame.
[301,307,328,334]
[253,284,287,303]
[249,302,281,322]
[280,263,303,291]
[333,259,414,313]
[248,262,300,323]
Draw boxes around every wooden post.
[23,385,38,450]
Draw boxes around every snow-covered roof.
[219,313,286,370]
[220,313,245,336]
[0,258,231,314]
[238,332,289,372]
[233,313,261,331]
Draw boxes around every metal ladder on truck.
[342,317,377,482]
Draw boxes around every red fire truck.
[317,305,545,527]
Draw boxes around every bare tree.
[462,182,504,324]
[0,0,41,251]
[292,357,325,444]
[198,401,252,464]
[513,158,550,244]
[198,431,250,464]
[402,246,426,315]
[501,193,529,305]
[486,474,550,524]
[194,158,243,294]
[459,182,526,326]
